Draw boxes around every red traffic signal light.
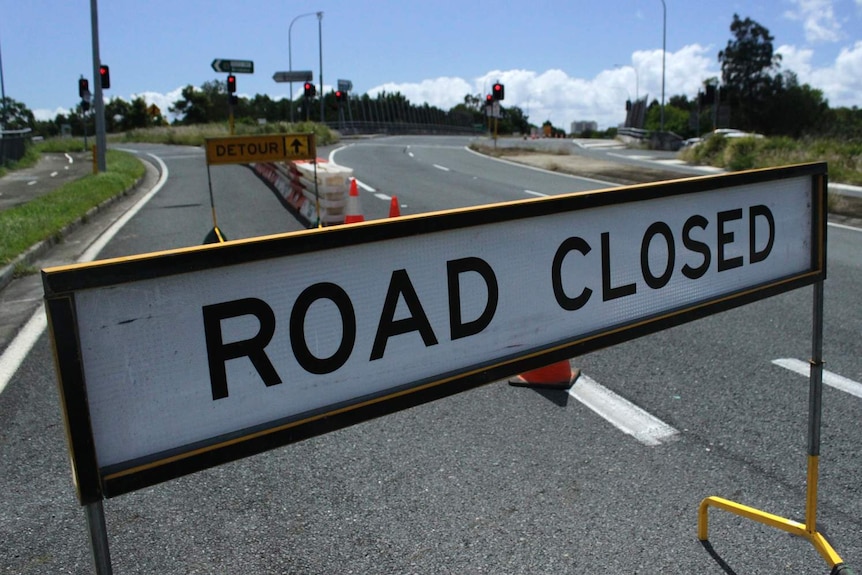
[492,82,504,101]
[485,94,493,104]
[227,74,236,93]
[99,65,110,89]
[304,82,316,98]
[335,90,348,102]
[78,77,90,98]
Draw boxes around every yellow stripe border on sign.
[205,133,315,165]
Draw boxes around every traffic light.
[485,94,493,105]
[227,74,236,94]
[304,82,316,98]
[78,77,89,98]
[335,90,347,102]
[99,65,110,89]
[492,82,504,101]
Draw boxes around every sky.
[1,0,861,130]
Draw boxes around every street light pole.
[0,33,7,128]
[317,12,324,125]
[660,0,666,133]
[289,11,318,123]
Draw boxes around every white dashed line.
[569,374,679,446]
[432,164,450,172]
[524,190,547,197]
[772,358,862,399]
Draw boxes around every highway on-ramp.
[1,136,860,574]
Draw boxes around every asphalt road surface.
[1,136,860,574]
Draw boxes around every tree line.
[2,13,860,141]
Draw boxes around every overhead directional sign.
[273,70,313,83]
[205,133,316,165]
[42,164,825,503]
[211,59,254,74]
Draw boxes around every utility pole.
[90,0,107,172]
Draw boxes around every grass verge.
[0,149,145,265]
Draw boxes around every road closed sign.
[43,163,826,503]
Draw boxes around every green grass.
[679,135,862,185]
[0,149,145,265]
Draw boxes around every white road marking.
[64,153,74,164]
[27,180,37,186]
[524,190,547,197]
[829,222,862,233]
[354,179,375,192]
[374,193,391,201]
[0,153,169,395]
[433,164,450,172]
[50,171,59,177]
[772,358,862,399]
[569,374,679,446]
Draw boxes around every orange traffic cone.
[508,360,580,390]
[344,178,365,224]
[389,195,401,218]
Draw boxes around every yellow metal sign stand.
[697,176,853,575]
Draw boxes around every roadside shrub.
[723,137,761,171]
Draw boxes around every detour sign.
[205,133,316,165]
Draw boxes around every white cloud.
[784,0,843,43]
[368,45,719,130]
[367,77,473,111]
[778,41,862,107]
[131,87,186,119]
[32,106,70,122]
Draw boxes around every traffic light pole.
[89,0,107,173]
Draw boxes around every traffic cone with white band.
[344,178,364,224]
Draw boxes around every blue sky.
[2,0,860,129]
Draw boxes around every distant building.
[570,120,598,135]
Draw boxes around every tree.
[105,97,131,132]
[169,85,213,124]
[718,14,782,132]
[0,97,36,131]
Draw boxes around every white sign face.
[43,165,824,499]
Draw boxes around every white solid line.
[354,179,375,192]
[374,193,391,201]
[829,222,862,233]
[463,146,620,188]
[524,190,547,197]
[772,358,862,399]
[0,311,47,396]
[0,152,169,395]
[432,164,450,172]
[569,374,679,446]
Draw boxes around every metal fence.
[0,128,32,165]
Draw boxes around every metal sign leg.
[85,500,113,575]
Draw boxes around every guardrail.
[325,120,482,137]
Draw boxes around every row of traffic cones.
[344,178,401,224]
